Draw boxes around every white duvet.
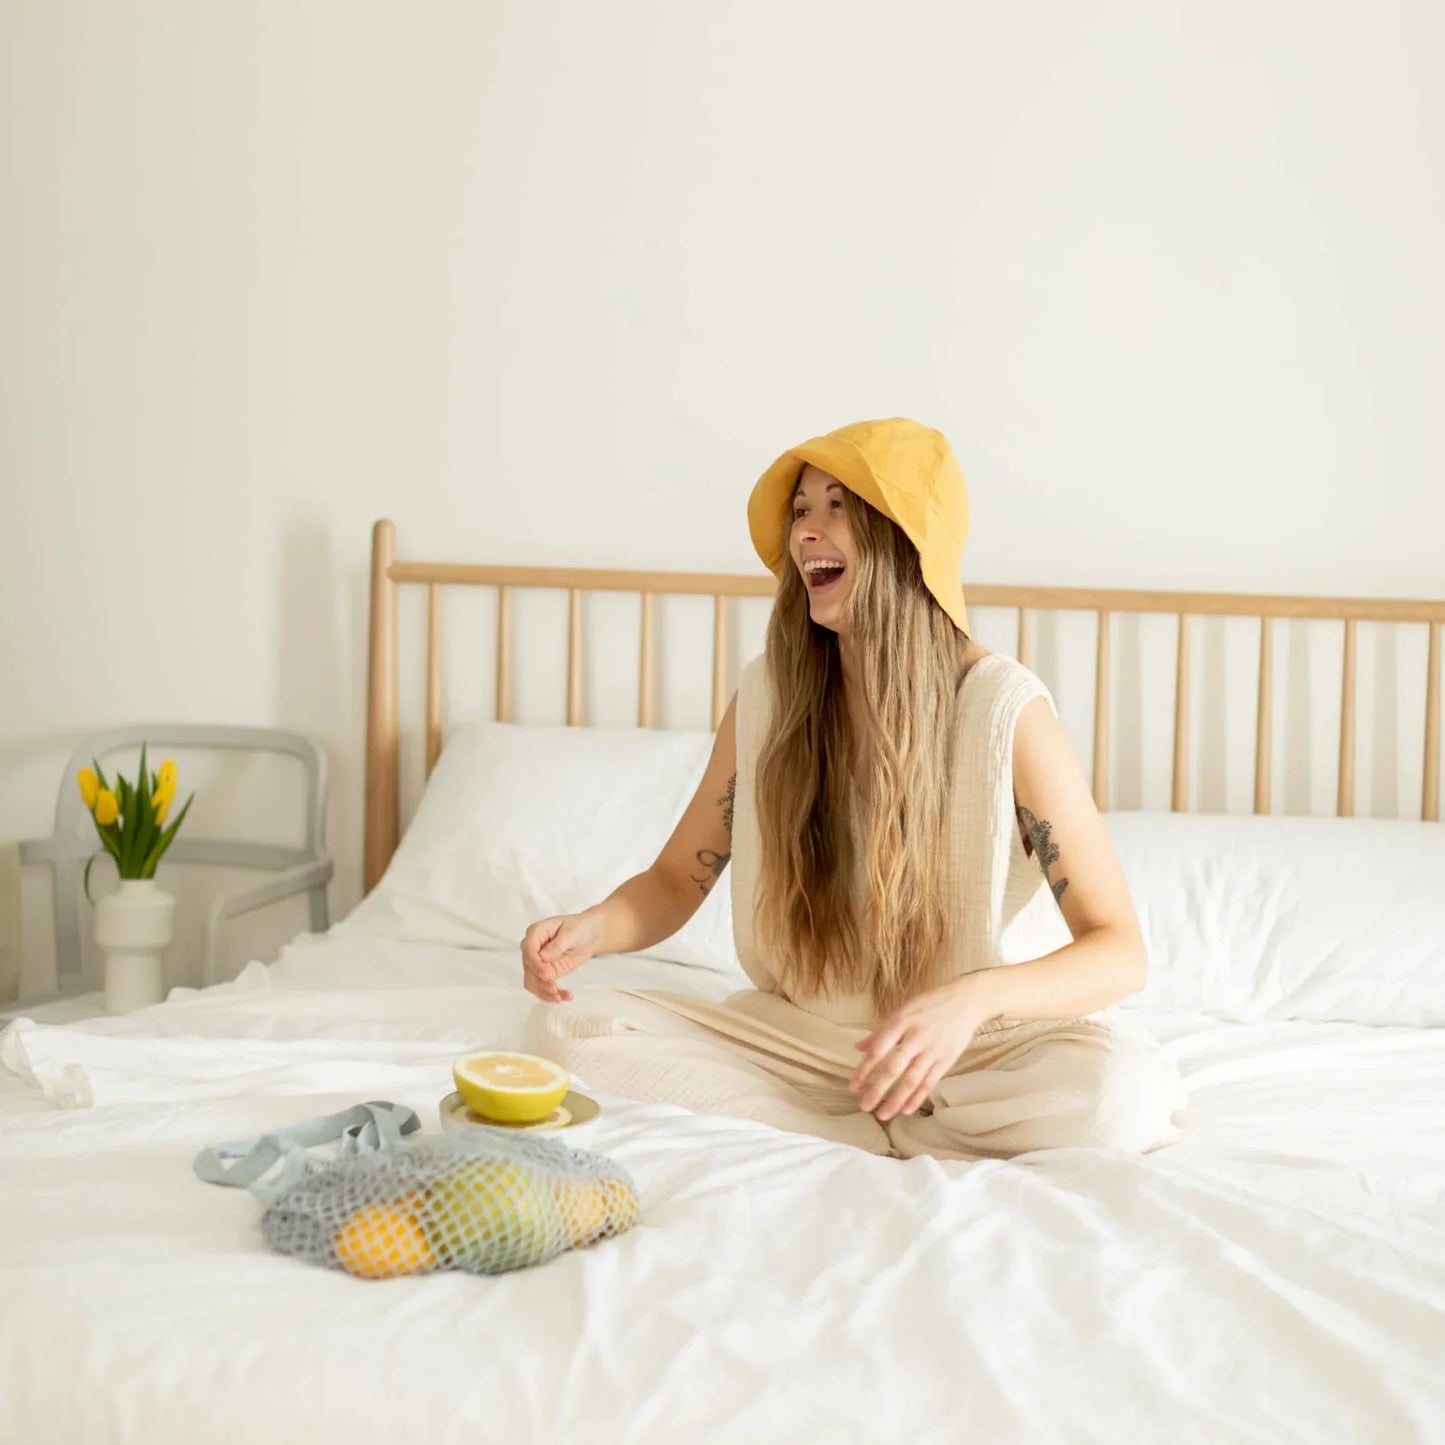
[2,933,1443,1445]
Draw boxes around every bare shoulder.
[738,652,769,686]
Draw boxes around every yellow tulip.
[94,789,119,827]
[77,768,99,810]
[152,777,175,810]
[154,794,171,826]
[158,759,177,790]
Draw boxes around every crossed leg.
[523,987,1187,1163]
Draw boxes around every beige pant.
[523,985,1189,1162]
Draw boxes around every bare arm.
[586,693,739,955]
[972,695,1148,1021]
[522,695,740,999]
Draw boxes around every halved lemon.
[453,1050,571,1123]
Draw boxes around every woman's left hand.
[849,975,995,1121]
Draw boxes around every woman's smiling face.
[789,464,858,631]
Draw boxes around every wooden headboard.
[363,518,1444,891]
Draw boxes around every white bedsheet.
[1,933,1442,1444]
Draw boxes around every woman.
[520,416,1187,1162]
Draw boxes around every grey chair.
[17,725,333,1000]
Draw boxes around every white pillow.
[1105,811,1445,1026]
[339,720,741,979]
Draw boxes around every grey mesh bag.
[194,1101,639,1280]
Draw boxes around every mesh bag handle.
[193,1100,421,1205]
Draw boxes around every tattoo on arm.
[689,775,737,894]
[1017,805,1069,904]
[690,848,729,894]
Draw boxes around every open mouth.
[804,561,847,597]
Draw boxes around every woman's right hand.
[520,910,605,1002]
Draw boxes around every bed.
[2,523,1442,1444]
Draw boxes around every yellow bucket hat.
[747,416,972,636]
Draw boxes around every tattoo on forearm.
[690,848,730,894]
[1018,805,1069,904]
[719,773,736,834]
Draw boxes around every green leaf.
[132,783,157,878]
[83,849,114,904]
[113,789,128,869]
[135,742,152,871]
[91,797,119,854]
[117,762,144,878]
[137,811,156,875]
[93,756,110,794]
[141,791,193,878]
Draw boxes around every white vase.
[94,879,177,1013]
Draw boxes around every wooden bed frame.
[363,518,1444,892]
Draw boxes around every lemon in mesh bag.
[194,1101,639,1280]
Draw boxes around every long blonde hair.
[753,487,973,1018]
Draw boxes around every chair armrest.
[205,857,335,985]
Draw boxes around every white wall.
[3,0,1442,999]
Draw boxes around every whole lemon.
[423,1157,560,1272]
[556,1179,610,1245]
[556,1176,640,1246]
[333,1202,436,1280]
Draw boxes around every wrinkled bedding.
[1,932,1442,1444]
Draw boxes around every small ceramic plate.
[438,1089,601,1140]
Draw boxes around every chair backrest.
[19,725,328,994]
